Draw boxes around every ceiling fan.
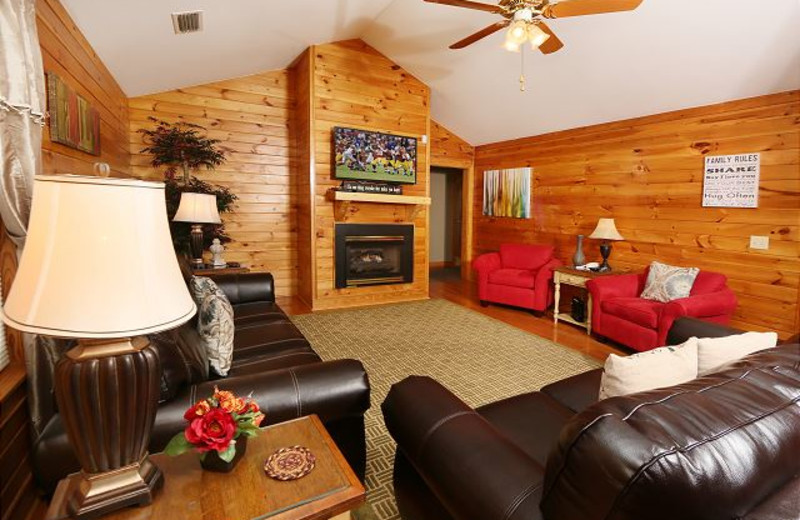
[426,0,643,54]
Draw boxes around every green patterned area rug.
[292,299,600,520]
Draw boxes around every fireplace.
[335,224,414,288]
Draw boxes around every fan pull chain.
[519,44,527,92]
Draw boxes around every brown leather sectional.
[382,319,800,520]
[32,272,371,493]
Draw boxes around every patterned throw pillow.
[640,261,700,303]
[188,276,235,377]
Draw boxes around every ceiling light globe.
[504,39,521,52]
[508,21,528,45]
[528,23,551,48]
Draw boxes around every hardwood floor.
[279,267,627,363]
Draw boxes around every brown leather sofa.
[32,272,370,493]
[382,319,800,520]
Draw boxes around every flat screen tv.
[333,127,417,185]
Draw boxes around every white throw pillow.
[189,276,235,377]
[697,332,778,376]
[599,338,699,400]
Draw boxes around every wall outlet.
[749,236,770,250]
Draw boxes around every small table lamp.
[589,218,625,272]
[172,192,221,268]
[2,175,196,519]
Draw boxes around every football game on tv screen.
[333,127,417,185]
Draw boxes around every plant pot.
[200,437,247,473]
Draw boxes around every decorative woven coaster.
[264,446,316,481]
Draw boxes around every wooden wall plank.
[128,71,298,296]
[474,90,800,338]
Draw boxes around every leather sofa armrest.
[193,359,369,425]
[212,272,275,304]
[383,376,546,520]
[666,317,743,346]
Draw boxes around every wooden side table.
[46,415,366,520]
[553,267,625,334]
[192,264,250,277]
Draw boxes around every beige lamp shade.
[173,192,221,224]
[2,175,196,338]
[589,218,625,241]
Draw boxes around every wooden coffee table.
[46,415,366,520]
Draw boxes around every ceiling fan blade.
[450,20,510,49]
[536,22,564,54]
[544,0,643,18]
[424,0,505,14]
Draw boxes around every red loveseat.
[473,244,562,313]
[587,267,737,352]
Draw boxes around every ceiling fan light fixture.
[504,39,521,52]
[508,20,529,45]
[528,23,551,48]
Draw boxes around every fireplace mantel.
[328,190,431,221]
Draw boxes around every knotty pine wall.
[473,91,800,338]
[128,71,298,295]
[431,120,475,168]
[37,0,130,177]
[300,40,431,310]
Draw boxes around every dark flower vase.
[201,437,248,473]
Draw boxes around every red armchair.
[473,244,562,313]
[586,267,737,352]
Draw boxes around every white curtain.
[0,0,46,431]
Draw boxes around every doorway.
[430,167,464,279]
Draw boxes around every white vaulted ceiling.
[61,0,800,145]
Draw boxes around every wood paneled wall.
[128,71,298,295]
[296,40,431,310]
[474,91,800,338]
[431,120,475,168]
[37,0,130,177]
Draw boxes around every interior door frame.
[430,162,474,280]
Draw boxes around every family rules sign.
[702,153,760,208]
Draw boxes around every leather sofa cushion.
[601,297,664,329]
[500,243,554,271]
[540,369,603,413]
[488,268,536,289]
[233,301,290,325]
[478,392,574,467]
[233,321,313,361]
[229,351,322,376]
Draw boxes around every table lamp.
[2,175,196,518]
[589,218,625,272]
[172,192,221,268]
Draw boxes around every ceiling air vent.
[171,11,203,35]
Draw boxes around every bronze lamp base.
[45,337,163,519]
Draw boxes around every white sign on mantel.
[702,153,760,208]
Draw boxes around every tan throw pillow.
[697,332,778,376]
[189,276,235,377]
[640,261,700,303]
[599,338,699,400]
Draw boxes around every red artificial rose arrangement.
[165,387,265,463]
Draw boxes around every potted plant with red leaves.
[165,387,265,472]
[138,117,237,256]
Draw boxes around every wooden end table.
[192,264,250,276]
[46,415,366,520]
[553,267,626,334]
